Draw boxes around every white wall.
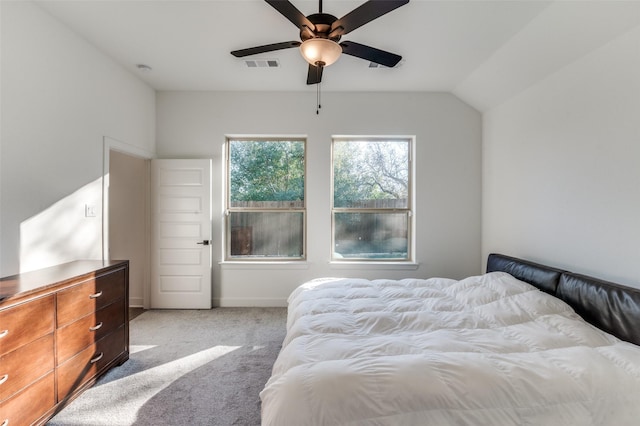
[482,26,640,287]
[0,1,155,276]
[157,91,482,306]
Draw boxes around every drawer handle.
[0,374,7,385]
[89,291,103,299]
[90,352,104,364]
[89,322,103,332]
[0,330,7,339]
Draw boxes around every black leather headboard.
[557,272,640,346]
[486,253,565,295]
[487,253,640,346]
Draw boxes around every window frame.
[330,136,415,262]
[225,136,307,261]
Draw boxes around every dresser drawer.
[0,372,55,426]
[57,325,126,400]
[56,298,125,364]
[0,295,55,356]
[0,333,54,403]
[57,268,126,327]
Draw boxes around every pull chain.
[316,65,322,115]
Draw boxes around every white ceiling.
[35,0,640,111]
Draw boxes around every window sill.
[329,261,420,271]
[219,261,310,270]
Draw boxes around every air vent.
[368,59,404,69]
[244,59,280,68]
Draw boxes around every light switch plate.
[85,204,97,217]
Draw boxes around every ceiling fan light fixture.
[300,38,342,67]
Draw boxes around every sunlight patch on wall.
[20,177,103,273]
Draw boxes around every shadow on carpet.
[47,307,287,426]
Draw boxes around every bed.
[260,253,640,425]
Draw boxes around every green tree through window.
[332,138,413,261]
[227,139,305,259]
[333,140,408,208]
[230,140,304,205]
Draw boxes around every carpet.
[47,307,287,426]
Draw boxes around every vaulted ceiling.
[35,0,640,111]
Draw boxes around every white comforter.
[260,272,640,425]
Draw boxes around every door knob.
[197,240,210,246]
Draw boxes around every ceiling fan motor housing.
[301,13,341,42]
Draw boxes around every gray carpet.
[47,308,287,426]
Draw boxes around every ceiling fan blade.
[231,41,301,57]
[265,0,316,31]
[340,41,402,67]
[306,64,323,85]
[330,0,408,37]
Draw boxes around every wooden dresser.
[0,260,129,425]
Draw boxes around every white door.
[151,159,212,309]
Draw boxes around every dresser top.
[0,260,128,303]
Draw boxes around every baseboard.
[214,297,287,307]
[128,298,285,308]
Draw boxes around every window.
[332,137,413,261]
[226,137,305,260]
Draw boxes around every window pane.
[333,140,409,208]
[230,140,304,208]
[229,212,304,258]
[334,212,408,260]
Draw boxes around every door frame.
[102,136,154,308]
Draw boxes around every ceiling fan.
[231,0,409,85]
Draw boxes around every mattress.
[260,272,640,425]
